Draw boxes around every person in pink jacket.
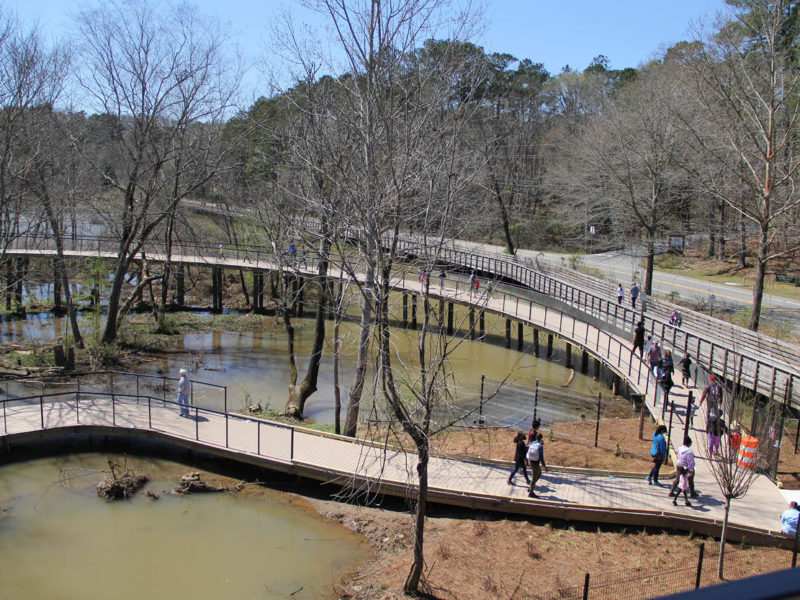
[669,436,695,505]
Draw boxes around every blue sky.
[10,0,728,102]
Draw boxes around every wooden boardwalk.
[0,387,789,543]
[1,242,794,542]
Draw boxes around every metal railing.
[4,233,799,409]
[0,370,228,414]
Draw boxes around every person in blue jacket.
[646,425,668,485]
[782,501,799,536]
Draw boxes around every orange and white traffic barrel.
[737,435,758,470]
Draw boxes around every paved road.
[443,239,800,332]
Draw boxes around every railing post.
[224,387,228,414]
[533,378,539,424]
[148,397,152,429]
[3,400,7,434]
[225,413,229,448]
[684,391,694,440]
[40,395,44,429]
[257,421,261,455]
[667,401,675,455]
[112,393,116,426]
[290,427,295,460]
[195,407,199,440]
[76,391,80,424]
[583,572,590,600]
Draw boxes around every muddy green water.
[0,454,371,600]
[2,310,605,426]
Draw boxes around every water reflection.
[0,454,371,600]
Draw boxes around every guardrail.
[0,370,228,413]
[4,233,800,409]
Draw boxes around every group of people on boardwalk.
[508,420,548,498]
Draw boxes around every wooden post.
[402,292,408,327]
[546,333,553,358]
[479,310,485,341]
[505,319,511,348]
[447,302,454,336]
[581,350,589,374]
[565,343,572,368]
[411,294,417,329]
[517,322,523,351]
[469,307,475,340]
[533,328,539,356]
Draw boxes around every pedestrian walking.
[243,245,251,262]
[468,271,476,295]
[527,418,541,444]
[659,362,674,408]
[218,243,224,259]
[630,282,639,309]
[646,425,668,485]
[707,416,723,455]
[177,368,190,417]
[781,501,800,536]
[439,269,446,290]
[679,354,692,387]
[647,340,662,378]
[669,436,696,501]
[616,283,624,305]
[417,266,424,283]
[698,375,724,422]
[631,320,645,358]
[645,335,654,356]
[507,432,530,485]
[288,240,297,262]
[474,276,480,293]
[526,433,547,498]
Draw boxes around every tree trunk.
[404,440,429,594]
[344,258,375,437]
[738,211,747,269]
[644,233,655,295]
[717,200,726,261]
[718,496,732,579]
[284,282,327,418]
[333,281,344,435]
[707,201,716,258]
[491,177,516,256]
[748,224,768,331]
[102,259,129,344]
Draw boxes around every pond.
[0,454,372,600]
[1,310,608,428]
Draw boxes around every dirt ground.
[305,415,790,600]
[310,498,789,600]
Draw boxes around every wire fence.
[537,543,792,600]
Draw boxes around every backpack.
[526,440,542,462]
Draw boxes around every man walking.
[630,282,639,309]
[177,368,190,417]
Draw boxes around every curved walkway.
[1,238,794,542]
[0,389,787,544]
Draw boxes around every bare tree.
[699,377,780,578]
[72,0,240,345]
[680,0,800,330]
[571,64,687,295]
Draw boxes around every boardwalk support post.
[565,343,572,368]
[517,322,523,351]
[447,302,454,335]
[594,393,601,447]
[583,572,590,600]
[479,374,485,425]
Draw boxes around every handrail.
[4,233,799,408]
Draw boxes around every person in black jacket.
[631,320,645,358]
[507,432,530,485]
